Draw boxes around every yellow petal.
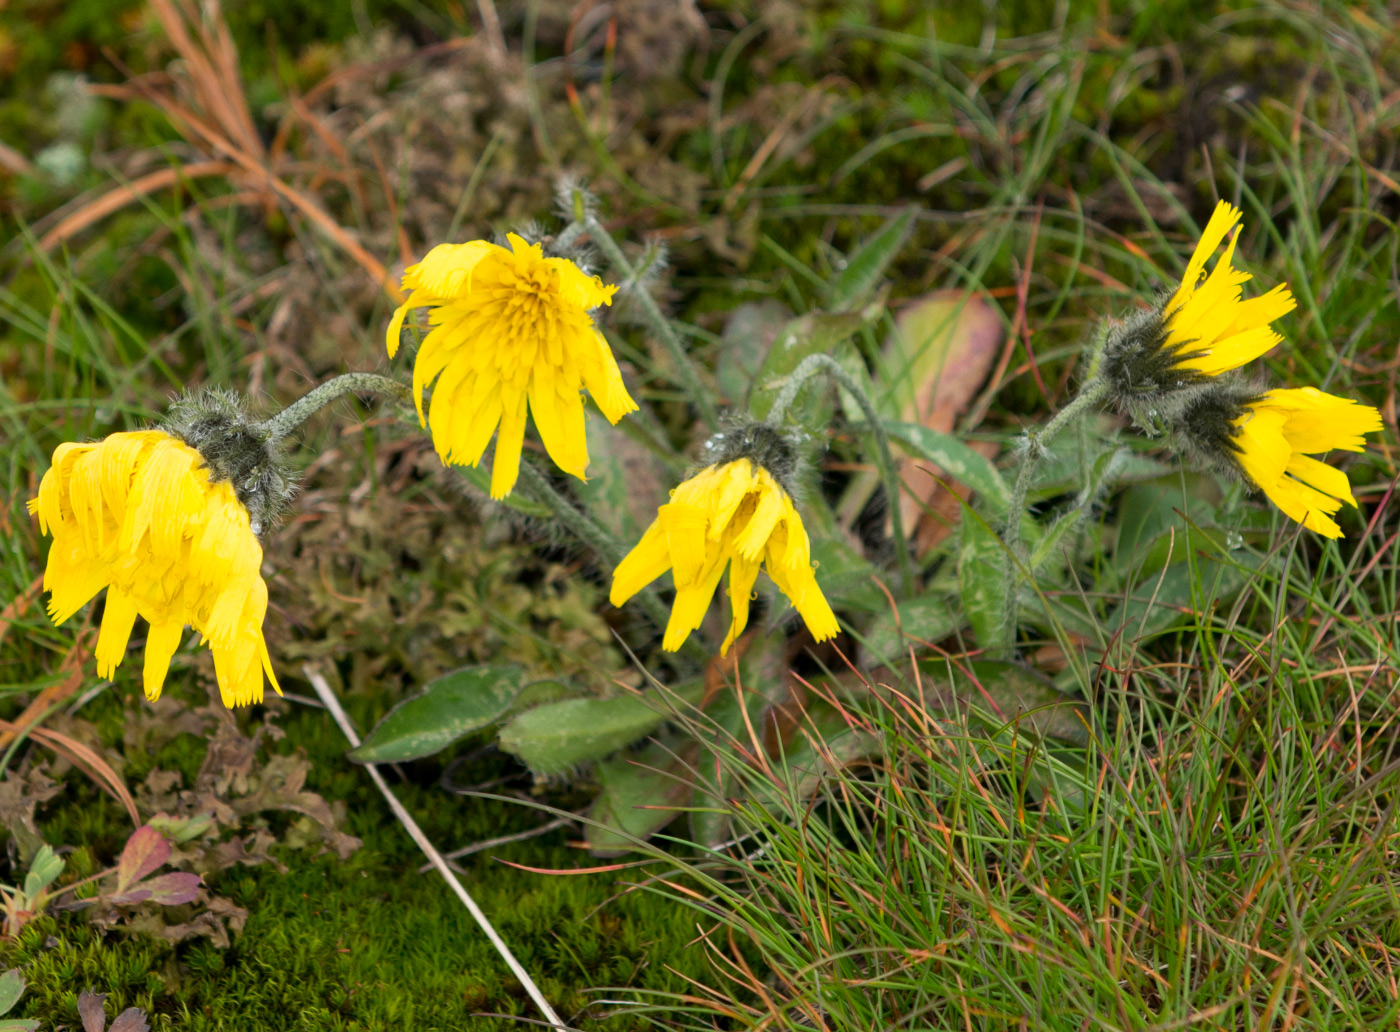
[766,556,840,643]
[1285,454,1356,508]
[1220,283,1295,338]
[489,389,528,499]
[579,330,638,425]
[663,546,729,652]
[1166,200,1242,315]
[94,587,140,678]
[659,502,710,588]
[1175,326,1281,376]
[404,241,499,297]
[720,557,761,656]
[611,519,671,605]
[142,621,185,701]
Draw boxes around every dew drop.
[1226,531,1244,550]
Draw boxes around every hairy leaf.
[349,664,535,763]
[750,311,869,419]
[586,741,693,856]
[826,207,916,312]
[110,871,203,907]
[498,684,704,775]
[921,659,1090,745]
[860,593,964,669]
[957,512,1010,654]
[883,420,1009,511]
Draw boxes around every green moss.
[2,697,707,1030]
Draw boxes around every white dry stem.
[304,665,570,1032]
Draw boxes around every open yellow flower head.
[1230,387,1382,539]
[1099,201,1297,415]
[610,458,839,654]
[28,430,280,707]
[1162,200,1296,377]
[386,234,638,499]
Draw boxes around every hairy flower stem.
[767,353,913,597]
[583,216,720,431]
[998,379,1109,655]
[260,373,411,440]
[515,459,678,641]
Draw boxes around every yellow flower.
[386,234,638,499]
[28,431,279,707]
[1163,199,1296,377]
[610,459,839,654]
[1231,387,1382,538]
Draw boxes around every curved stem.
[584,216,719,431]
[515,459,678,642]
[766,353,913,597]
[998,379,1109,655]
[260,373,411,440]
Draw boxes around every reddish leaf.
[116,826,170,892]
[139,872,203,906]
[77,991,107,1032]
[885,290,1003,554]
[108,1008,151,1032]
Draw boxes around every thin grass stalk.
[304,666,569,1032]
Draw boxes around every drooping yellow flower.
[29,431,279,707]
[386,234,638,499]
[1162,200,1296,376]
[610,459,839,654]
[1100,201,1297,411]
[1230,387,1383,538]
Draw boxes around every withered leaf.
[77,991,107,1032]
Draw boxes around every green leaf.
[1029,511,1080,574]
[586,741,694,856]
[717,299,793,408]
[860,592,964,668]
[750,312,869,419]
[826,207,916,312]
[349,664,536,763]
[23,844,64,900]
[1107,551,1251,642]
[761,704,880,802]
[926,659,1090,746]
[0,970,24,1016]
[1114,474,1221,570]
[882,420,1010,512]
[498,683,704,776]
[0,1020,40,1031]
[957,512,1010,653]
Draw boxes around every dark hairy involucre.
[701,421,805,497]
[160,389,295,536]
[1097,297,1214,408]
